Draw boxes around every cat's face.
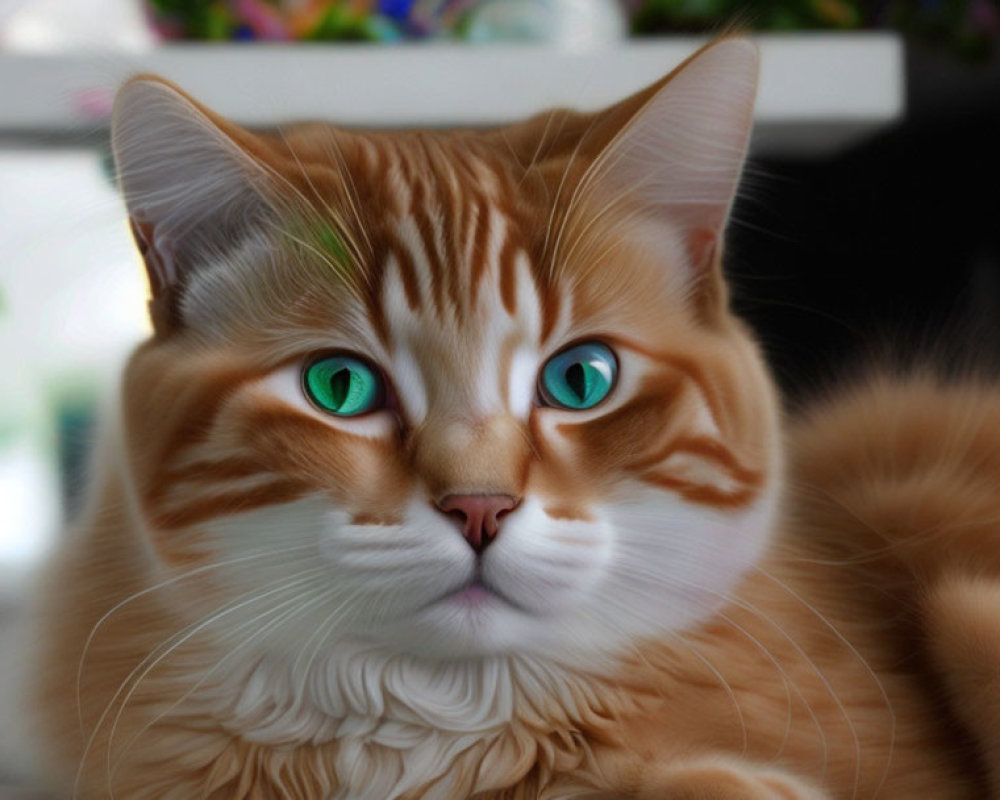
[113,40,779,667]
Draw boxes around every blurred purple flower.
[970,0,1000,33]
[231,0,290,39]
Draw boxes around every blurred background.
[0,0,997,599]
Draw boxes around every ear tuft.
[112,77,273,332]
[580,38,760,316]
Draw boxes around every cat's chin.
[434,577,524,613]
[398,587,538,658]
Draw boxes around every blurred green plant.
[630,0,998,60]
[146,0,233,39]
[631,0,865,33]
[890,0,998,60]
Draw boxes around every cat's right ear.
[111,76,275,334]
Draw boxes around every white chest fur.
[202,644,605,799]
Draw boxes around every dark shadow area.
[729,41,1000,404]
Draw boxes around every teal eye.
[303,355,383,416]
[540,342,618,410]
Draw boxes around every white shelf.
[0,34,903,155]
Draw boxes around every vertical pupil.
[328,367,352,408]
[565,362,587,402]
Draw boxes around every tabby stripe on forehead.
[363,256,391,346]
[452,145,483,187]
[383,236,422,311]
[374,145,405,217]
[498,234,521,315]
[469,194,493,306]
[410,182,448,315]
[433,161,464,320]
[455,188,475,312]
[356,136,378,173]
[395,146,414,184]
[436,167,466,320]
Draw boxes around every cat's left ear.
[584,39,759,320]
[111,75,277,334]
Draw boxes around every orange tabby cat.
[16,39,1000,798]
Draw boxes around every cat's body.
[17,40,1000,798]
[27,377,997,798]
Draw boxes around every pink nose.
[436,494,519,553]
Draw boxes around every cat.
[12,37,1000,798]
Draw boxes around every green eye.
[303,355,383,416]
[540,342,618,410]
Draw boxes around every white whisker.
[753,565,895,800]
[73,564,328,799]
[108,582,336,780]
[75,543,316,733]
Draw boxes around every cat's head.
[111,39,780,666]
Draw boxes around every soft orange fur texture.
[24,40,1000,798]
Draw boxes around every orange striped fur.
[19,39,1000,799]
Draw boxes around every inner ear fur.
[111,75,278,334]
[502,39,760,321]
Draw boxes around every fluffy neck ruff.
[197,641,620,798]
